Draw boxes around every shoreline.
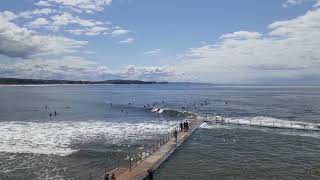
[0,78,168,85]
[0,84,117,87]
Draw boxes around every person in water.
[54,111,57,116]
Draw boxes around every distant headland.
[0,78,168,85]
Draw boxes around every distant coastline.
[0,78,168,85]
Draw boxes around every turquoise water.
[0,84,320,179]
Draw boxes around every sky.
[0,0,319,84]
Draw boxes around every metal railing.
[128,125,180,171]
[70,125,182,180]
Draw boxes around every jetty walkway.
[77,115,320,180]
[105,118,204,180]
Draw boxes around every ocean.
[0,83,320,179]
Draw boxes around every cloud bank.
[0,58,180,81]
[0,12,86,58]
[1,1,320,83]
[175,7,320,83]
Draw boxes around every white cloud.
[19,8,55,19]
[282,0,320,7]
[220,31,262,40]
[119,38,134,44]
[4,1,129,38]
[67,26,108,35]
[0,57,109,80]
[268,8,320,37]
[122,65,179,81]
[0,11,17,21]
[144,49,161,55]
[111,28,130,36]
[283,0,306,7]
[50,14,130,36]
[35,0,52,7]
[40,0,112,13]
[28,18,49,28]
[48,12,109,35]
[0,14,87,58]
[0,58,180,81]
[175,8,320,83]
[51,12,103,27]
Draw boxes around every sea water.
[0,84,320,179]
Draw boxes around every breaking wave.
[150,107,197,118]
[0,120,179,156]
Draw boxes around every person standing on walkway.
[183,121,187,131]
[111,173,116,180]
[180,122,183,132]
[174,129,178,142]
[148,169,154,180]
[185,121,189,131]
[104,173,109,180]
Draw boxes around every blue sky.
[0,0,319,83]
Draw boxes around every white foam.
[225,116,319,130]
[200,115,320,130]
[151,107,165,114]
[201,116,320,138]
[0,120,179,156]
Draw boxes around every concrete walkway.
[106,119,203,180]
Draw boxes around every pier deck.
[106,118,203,180]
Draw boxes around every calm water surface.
[0,84,319,179]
